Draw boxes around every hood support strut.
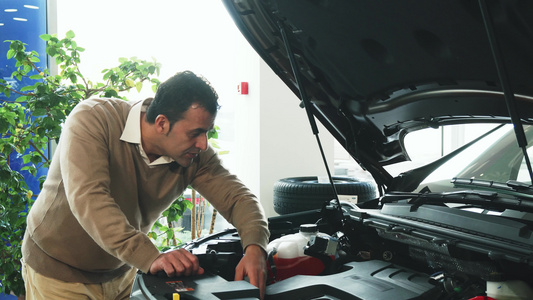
[277,20,344,217]
[479,0,533,184]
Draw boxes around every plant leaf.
[65,30,75,39]
[39,34,51,41]
[125,79,135,88]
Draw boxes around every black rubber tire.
[273,176,377,215]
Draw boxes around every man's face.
[160,105,215,167]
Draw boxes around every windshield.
[406,124,533,192]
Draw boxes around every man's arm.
[235,244,268,300]
[189,148,270,250]
[149,248,204,277]
[189,149,270,298]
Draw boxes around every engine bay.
[131,196,533,300]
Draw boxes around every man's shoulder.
[76,97,132,110]
[66,98,138,131]
[71,98,137,119]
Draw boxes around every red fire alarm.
[238,82,249,95]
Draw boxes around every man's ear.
[154,114,170,134]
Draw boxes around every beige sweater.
[22,98,269,283]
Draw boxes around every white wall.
[49,0,336,218]
[232,43,335,217]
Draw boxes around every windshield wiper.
[381,190,497,204]
[382,189,533,213]
[452,178,533,198]
[385,176,533,209]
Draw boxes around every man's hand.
[149,248,204,277]
[235,244,268,300]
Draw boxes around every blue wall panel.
[1,1,47,298]
[1,0,48,195]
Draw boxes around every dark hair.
[146,70,220,124]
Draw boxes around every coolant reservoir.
[266,224,337,283]
[272,224,317,258]
[486,280,533,300]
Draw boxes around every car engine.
[131,195,533,300]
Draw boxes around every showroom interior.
[0,1,483,298]
[1,0,344,219]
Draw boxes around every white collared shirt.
[120,99,174,167]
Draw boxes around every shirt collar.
[120,99,144,144]
[120,98,175,166]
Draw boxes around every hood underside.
[223,0,533,186]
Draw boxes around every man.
[21,70,270,299]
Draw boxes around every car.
[130,1,533,299]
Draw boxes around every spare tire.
[273,176,377,215]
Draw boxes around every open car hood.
[222,0,533,187]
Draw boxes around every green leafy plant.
[148,194,194,252]
[0,30,161,296]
